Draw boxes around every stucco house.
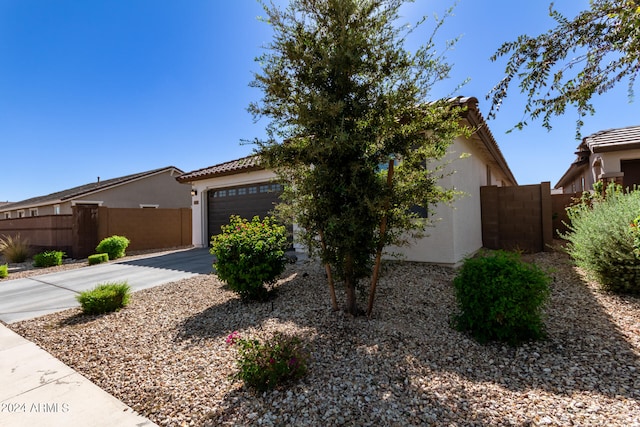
[178,97,516,265]
[0,166,190,219]
[555,125,640,194]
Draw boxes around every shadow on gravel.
[175,253,640,424]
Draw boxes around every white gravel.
[7,250,640,426]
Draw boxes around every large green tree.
[488,0,640,135]
[249,0,468,316]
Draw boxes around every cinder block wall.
[481,182,552,253]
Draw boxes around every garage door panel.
[207,183,282,238]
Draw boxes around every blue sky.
[1,0,637,202]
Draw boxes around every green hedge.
[33,250,64,267]
[88,253,109,265]
[0,264,7,278]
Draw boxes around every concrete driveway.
[0,248,214,324]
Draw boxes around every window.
[238,187,247,195]
[29,208,38,217]
[140,204,159,208]
[228,189,237,196]
[53,204,61,215]
[3,212,10,219]
[249,187,257,194]
[259,185,270,193]
[17,210,25,218]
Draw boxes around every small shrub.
[95,235,130,260]
[88,253,109,265]
[453,250,551,346]
[0,234,31,263]
[33,250,64,267]
[76,282,131,315]
[0,264,7,278]
[210,215,288,300]
[226,331,310,391]
[562,184,640,294]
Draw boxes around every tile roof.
[1,166,183,211]
[176,155,262,182]
[584,125,640,152]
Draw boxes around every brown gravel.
[8,250,640,426]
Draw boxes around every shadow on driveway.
[117,248,214,275]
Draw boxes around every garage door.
[207,182,283,239]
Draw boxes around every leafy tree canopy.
[249,0,468,316]
[488,0,640,137]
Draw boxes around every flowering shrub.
[210,215,288,301]
[226,331,310,391]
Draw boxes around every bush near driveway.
[76,282,131,315]
[96,235,130,260]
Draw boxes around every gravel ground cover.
[8,250,640,426]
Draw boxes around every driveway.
[0,248,214,324]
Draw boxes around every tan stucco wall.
[73,170,190,208]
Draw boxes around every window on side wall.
[29,208,38,217]
[17,210,25,218]
[54,205,61,215]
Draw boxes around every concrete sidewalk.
[0,324,157,426]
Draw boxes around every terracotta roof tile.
[176,156,262,182]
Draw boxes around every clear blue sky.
[1,0,637,202]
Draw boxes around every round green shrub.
[33,250,64,267]
[95,235,130,260]
[562,184,640,294]
[0,264,8,278]
[453,250,551,346]
[210,215,288,301]
[88,253,110,265]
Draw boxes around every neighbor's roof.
[584,125,640,153]
[1,166,183,211]
[554,125,640,188]
[176,155,262,183]
[177,97,518,186]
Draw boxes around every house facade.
[0,166,190,219]
[555,125,640,194]
[177,97,517,265]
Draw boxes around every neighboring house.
[0,166,190,219]
[177,96,517,265]
[555,125,640,194]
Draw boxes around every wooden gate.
[72,205,99,258]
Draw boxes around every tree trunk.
[343,254,359,315]
[318,229,339,311]
[367,159,394,318]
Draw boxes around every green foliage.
[210,215,288,301]
[251,0,469,314]
[0,234,31,263]
[76,282,131,315]
[226,331,310,391]
[489,1,640,136]
[0,264,7,278]
[95,235,130,260]
[88,253,109,265]
[33,250,64,267]
[453,251,551,346]
[562,183,640,294]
